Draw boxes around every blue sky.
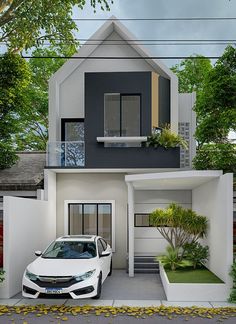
[73,0,236,67]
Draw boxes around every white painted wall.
[2,196,55,298]
[56,173,128,268]
[192,173,233,289]
[49,29,179,141]
[134,190,192,254]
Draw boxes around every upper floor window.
[61,119,84,142]
[104,94,141,137]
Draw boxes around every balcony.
[47,141,85,167]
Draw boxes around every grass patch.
[165,266,224,283]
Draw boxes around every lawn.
[165,266,224,284]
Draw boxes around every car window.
[100,238,107,250]
[42,241,97,259]
[97,239,105,255]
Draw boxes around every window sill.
[97,136,147,143]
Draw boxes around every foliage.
[16,47,75,151]
[146,126,188,149]
[0,304,235,320]
[193,143,236,173]
[229,260,236,303]
[157,246,191,271]
[183,242,209,269]
[195,46,236,145]
[171,55,212,94]
[0,0,113,52]
[0,52,31,168]
[150,203,208,251]
[0,269,5,282]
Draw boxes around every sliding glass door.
[69,203,112,245]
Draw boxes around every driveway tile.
[15,299,67,306]
[0,299,21,306]
[211,302,236,308]
[113,300,162,307]
[161,301,213,308]
[65,299,113,306]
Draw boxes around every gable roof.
[50,15,177,85]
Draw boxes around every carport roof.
[125,170,223,190]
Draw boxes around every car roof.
[56,235,97,242]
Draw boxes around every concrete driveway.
[11,270,165,301]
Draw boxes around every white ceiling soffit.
[50,15,176,84]
[125,170,223,190]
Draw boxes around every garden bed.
[165,265,224,284]
[160,264,229,302]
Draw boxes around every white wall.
[56,173,127,268]
[2,196,56,298]
[134,190,192,254]
[192,173,233,287]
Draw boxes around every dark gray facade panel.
[84,72,179,169]
[158,76,170,127]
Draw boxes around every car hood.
[27,257,98,276]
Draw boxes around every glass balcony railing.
[47,141,85,167]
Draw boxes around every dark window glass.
[104,94,120,137]
[68,203,112,246]
[134,214,151,227]
[121,95,140,136]
[97,239,105,255]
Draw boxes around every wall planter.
[160,264,230,302]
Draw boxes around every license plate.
[45,288,63,294]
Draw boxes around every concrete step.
[134,262,159,269]
[134,256,157,263]
[134,268,159,274]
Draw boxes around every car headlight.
[25,269,38,281]
[74,269,96,282]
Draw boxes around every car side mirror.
[100,251,110,258]
[35,250,42,257]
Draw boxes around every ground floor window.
[68,203,112,245]
[134,213,153,227]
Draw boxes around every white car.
[22,235,112,299]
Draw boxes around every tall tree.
[195,46,236,145]
[0,0,113,51]
[0,52,30,168]
[16,47,75,151]
[171,55,212,94]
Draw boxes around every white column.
[127,182,134,277]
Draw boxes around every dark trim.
[61,118,84,141]
[134,213,152,227]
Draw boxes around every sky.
[73,0,236,67]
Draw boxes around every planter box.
[160,264,230,302]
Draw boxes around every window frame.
[64,200,115,252]
[134,213,152,227]
[104,93,142,137]
[61,118,85,141]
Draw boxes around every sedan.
[22,235,112,299]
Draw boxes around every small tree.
[150,203,208,252]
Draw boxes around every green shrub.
[183,242,209,269]
[0,270,5,283]
[157,245,192,271]
[229,261,236,303]
[146,126,188,149]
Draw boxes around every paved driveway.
[12,270,165,301]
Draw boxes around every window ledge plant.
[146,126,188,150]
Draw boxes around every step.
[134,257,158,263]
[134,262,159,269]
[134,268,159,274]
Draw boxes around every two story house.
[1,17,233,299]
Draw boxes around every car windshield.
[42,241,97,259]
